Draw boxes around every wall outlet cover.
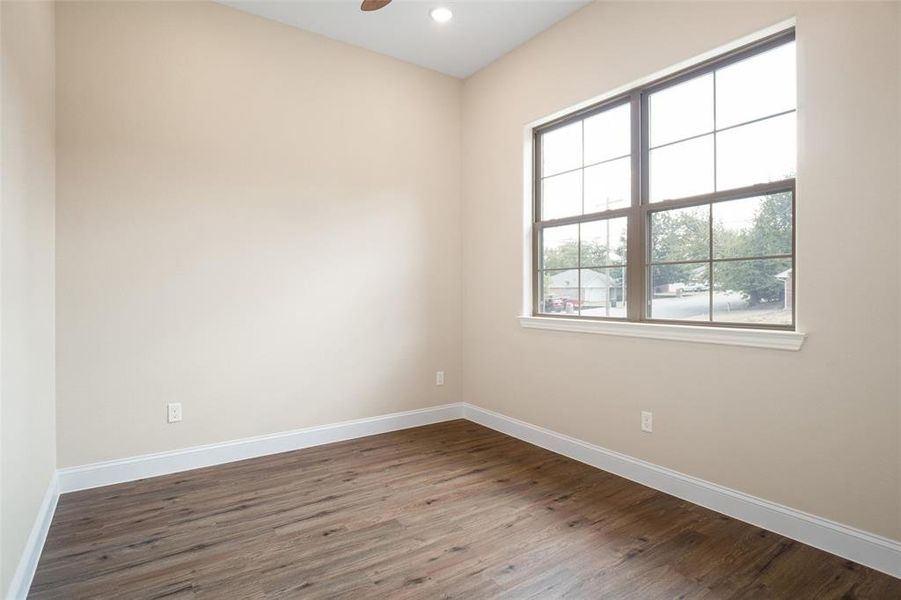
[641,410,653,433]
[167,402,182,423]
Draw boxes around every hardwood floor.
[31,420,900,599]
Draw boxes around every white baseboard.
[6,473,60,600]
[462,403,901,580]
[58,403,464,493]
[23,400,899,600]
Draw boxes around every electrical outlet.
[167,402,182,423]
[436,371,445,386]
[641,410,653,433]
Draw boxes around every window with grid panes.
[533,30,796,329]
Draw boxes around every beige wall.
[461,1,901,540]
[50,0,901,547]
[897,2,901,539]
[55,1,462,467]
[1,0,57,595]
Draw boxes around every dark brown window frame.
[532,28,796,331]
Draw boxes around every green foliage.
[649,192,792,304]
[542,193,792,306]
[542,234,625,272]
[542,241,579,271]
[650,207,710,287]
[651,207,709,263]
[713,193,792,305]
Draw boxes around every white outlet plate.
[436,371,445,386]
[641,410,653,433]
[167,402,182,423]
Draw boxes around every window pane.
[541,121,581,177]
[540,269,580,315]
[713,258,792,325]
[650,263,710,321]
[716,42,796,129]
[649,73,714,147]
[713,193,792,259]
[541,224,578,270]
[584,103,630,165]
[580,267,626,318]
[541,170,582,220]
[581,217,627,267]
[650,205,710,263]
[583,157,631,213]
[649,135,714,202]
[716,112,795,191]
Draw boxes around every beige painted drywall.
[897,3,901,540]
[53,0,901,547]
[1,0,57,595]
[461,1,901,540]
[55,1,462,467]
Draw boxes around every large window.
[533,30,795,329]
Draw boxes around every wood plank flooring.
[30,420,901,599]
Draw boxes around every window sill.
[518,316,806,351]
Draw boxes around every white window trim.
[518,315,805,351]
[520,18,803,351]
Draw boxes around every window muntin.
[649,135,715,202]
[647,190,793,326]
[649,73,714,148]
[715,41,796,129]
[584,158,631,213]
[715,112,795,191]
[584,103,631,165]
[538,217,628,318]
[533,31,796,330]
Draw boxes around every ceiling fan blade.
[360,0,391,11]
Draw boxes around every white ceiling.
[217,0,591,78]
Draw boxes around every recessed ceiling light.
[430,7,453,23]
